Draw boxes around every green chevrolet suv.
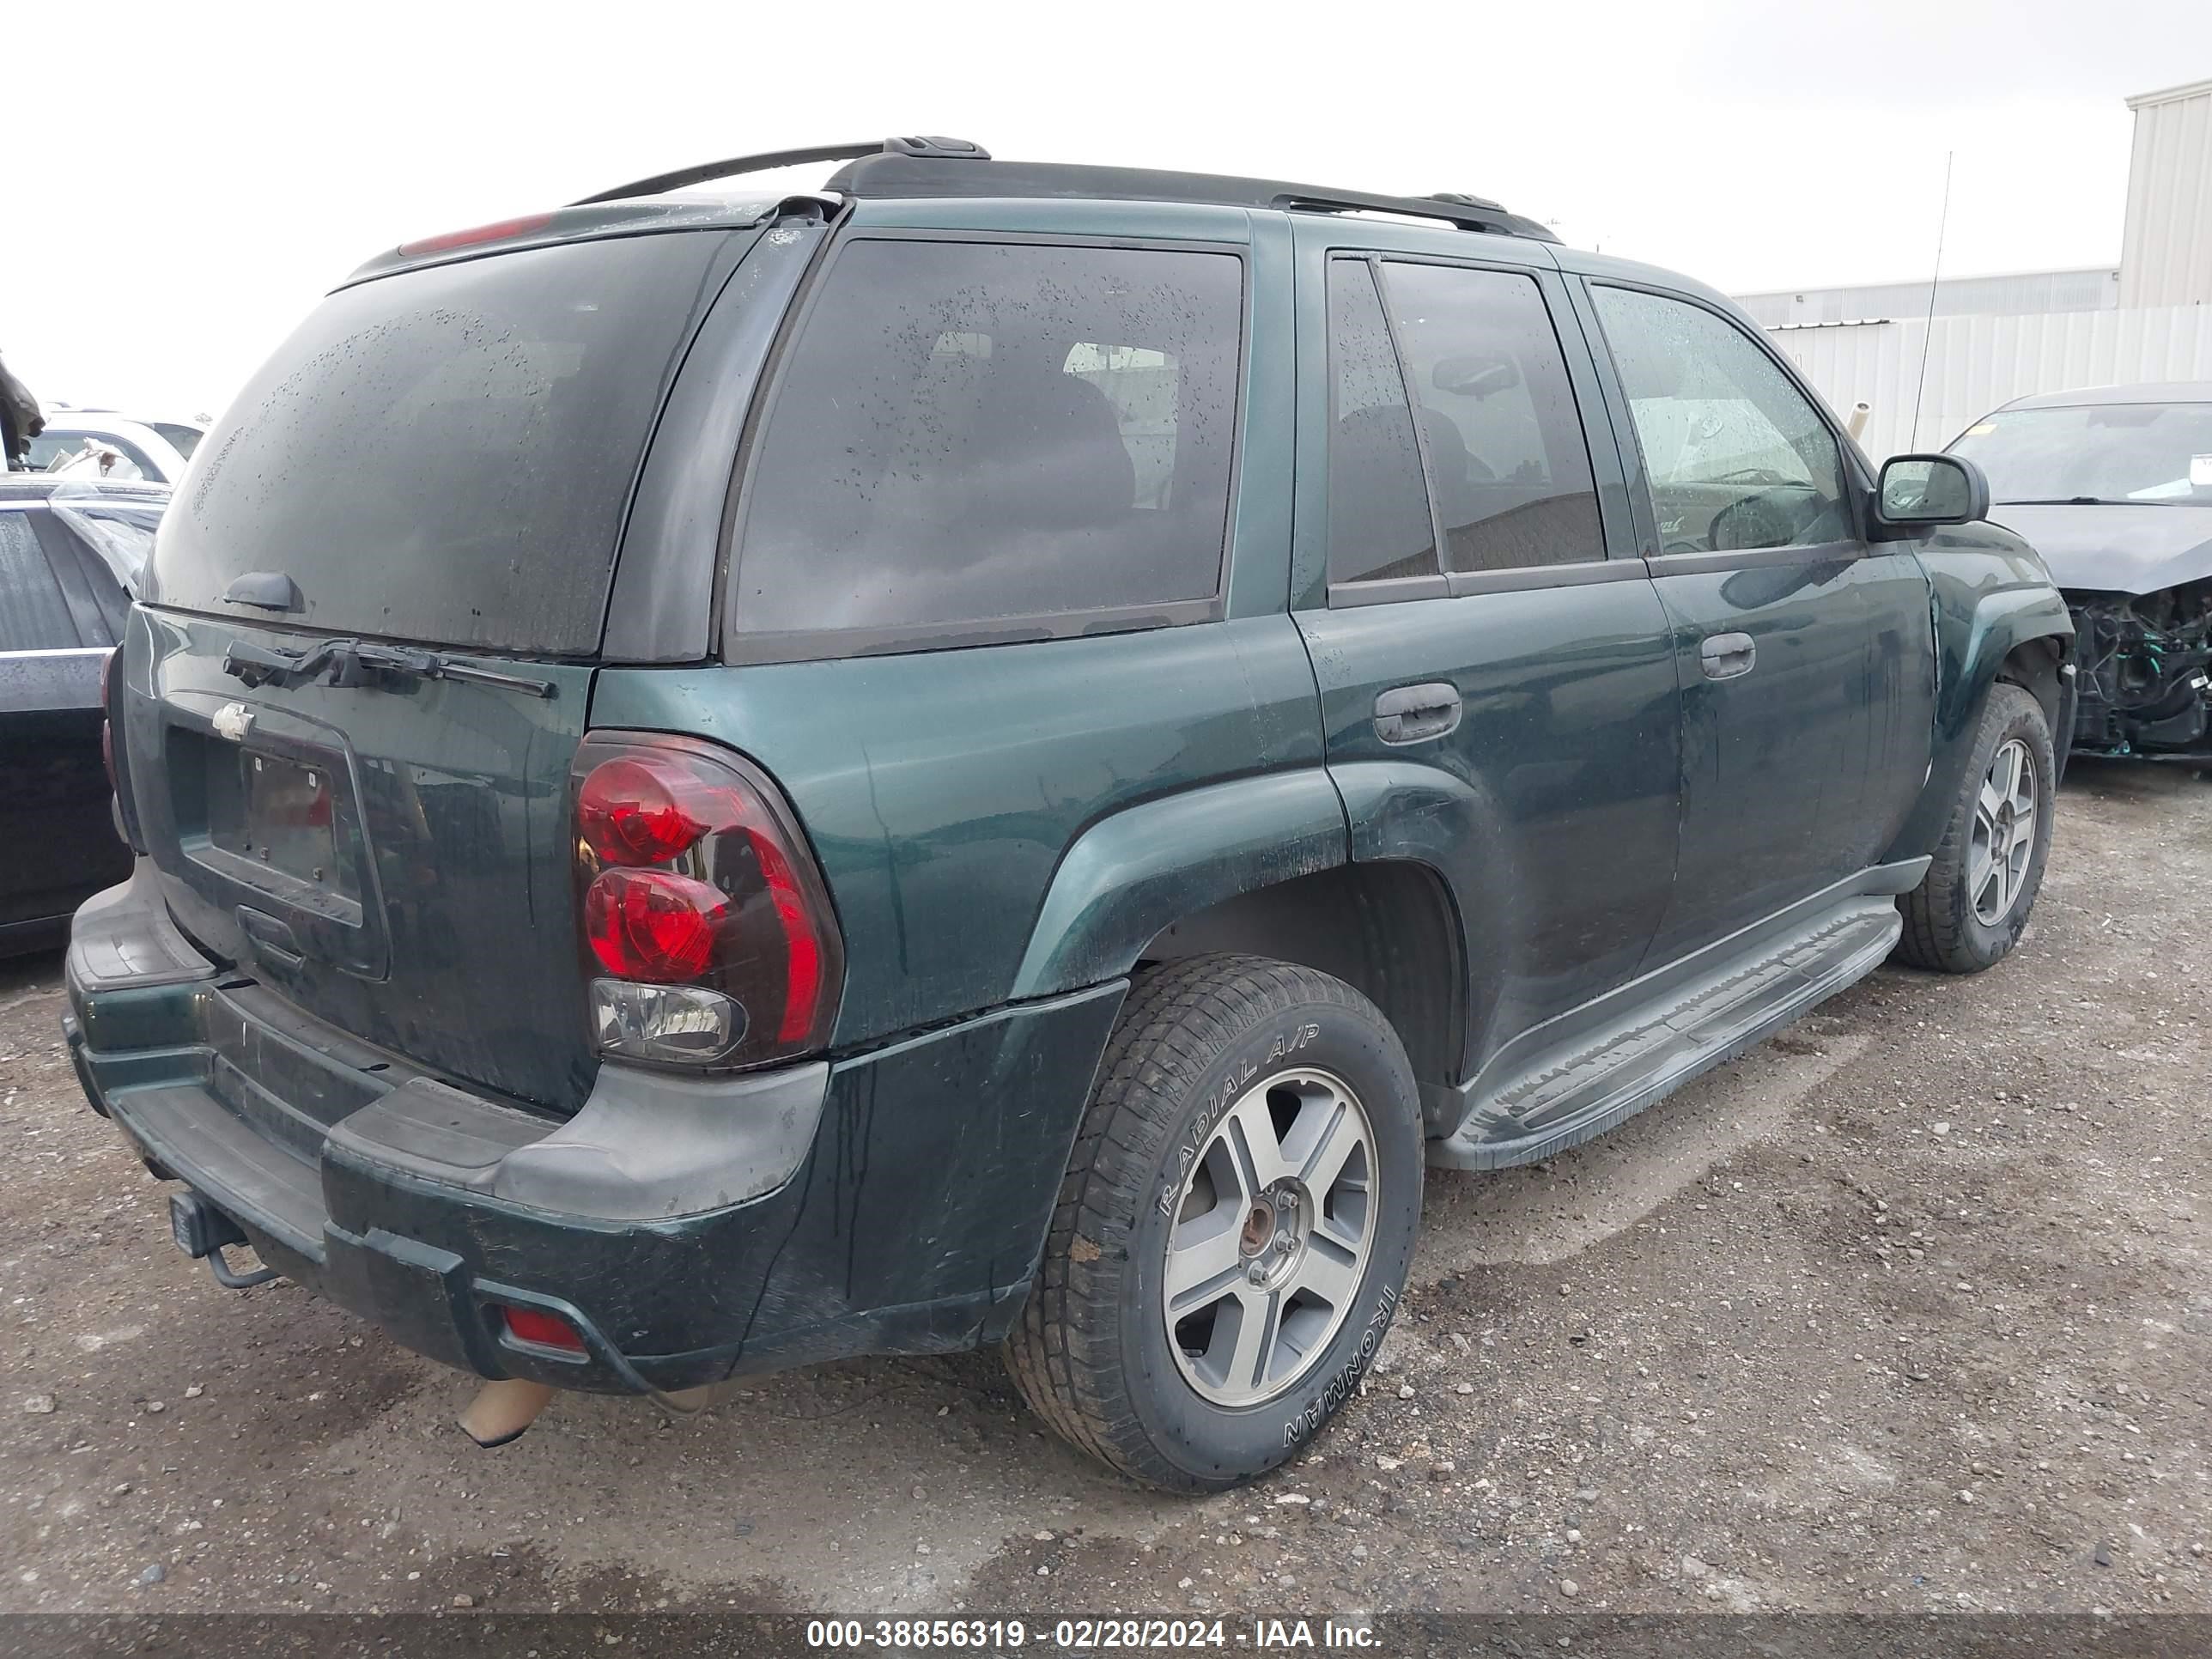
[64,137,2075,1490]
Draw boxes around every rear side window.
[0,514,81,651]
[153,231,741,654]
[1378,263,1602,571]
[1328,260,1438,586]
[732,238,1243,645]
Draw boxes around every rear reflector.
[502,1307,586,1352]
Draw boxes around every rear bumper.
[66,861,1125,1394]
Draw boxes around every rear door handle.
[1699,632,1756,681]
[1374,682,1462,744]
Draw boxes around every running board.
[1428,895,1901,1171]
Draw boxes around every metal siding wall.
[2118,82,2212,309]
[1767,304,2212,460]
[1736,267,2118,328]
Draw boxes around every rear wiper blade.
[221,637,556,698]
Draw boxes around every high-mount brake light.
[397,212,556,258]
[571,734,842,1070]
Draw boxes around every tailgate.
[120,609,598,1112]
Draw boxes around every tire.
[1004,953,1422,1491]
[1895,681,2055,974]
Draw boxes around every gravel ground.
[2,760,2207,1626]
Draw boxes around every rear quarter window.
[730,237,1244,653]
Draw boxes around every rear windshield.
[151,231,740,655]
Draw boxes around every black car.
[0,477,163,951]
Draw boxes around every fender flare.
[1010,769,1350,1000]
[1890,557,2076,863]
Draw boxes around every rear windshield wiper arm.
[221,636,556,698]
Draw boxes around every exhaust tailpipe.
[458,1379,556,1448]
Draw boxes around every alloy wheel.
[1161,1067,1377,1408]
[1969,736,2037,926]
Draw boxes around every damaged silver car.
[1949,383,2212,763]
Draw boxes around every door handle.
[1699,632,1757,681]
[1374,682,1462,744]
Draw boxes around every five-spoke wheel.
[1898,681,2054,974]
[1969,736,2038,925]
[1005,955,1422,1490]
[1162,1069,1376,1408]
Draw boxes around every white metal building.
[2119,77,2212,307]
[1735,78,2212,459]
[1734,267,2118,330]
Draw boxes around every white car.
[26,413,204,483]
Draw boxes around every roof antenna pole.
[1908,151,1954,454]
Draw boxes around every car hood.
[1987,502,2212,597]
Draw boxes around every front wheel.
[1004,954,1422,1490]
[1895,681,2055,973]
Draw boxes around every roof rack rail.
[821,153,1554,242]
[1270,187,1523,234]
[572,136,989,207]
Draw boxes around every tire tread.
[1896,681,2051,974]
[1004,953,1404,1489]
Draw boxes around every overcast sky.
[5,0,2207,416]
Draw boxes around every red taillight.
[584,867,726,981]
[100,647,118,789]
[397,212,556,258]
[571,734,842,1070]
[502,1307,586,1352]
[100,645,145,854]
[578,756,710,865]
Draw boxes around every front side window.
[1327,260,1437,586]
[1379,262,1603,571]
[732,239,1243,641]
[1592,286,1850,555]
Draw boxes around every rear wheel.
[1005,954,1422,1490]
[1895,681,2054,973]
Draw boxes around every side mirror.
[1875,453,1990,530]
[1431,351,1521,400]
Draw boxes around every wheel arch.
[1009,769,1352,1002]
[1136,860,1468,1133]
